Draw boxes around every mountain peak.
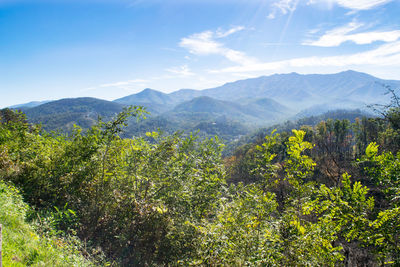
[340,69,361,74]
[288,72,300,75]
[114,88,173,106]
[140,88,160,94]
[269,72,300,77]
[337,69,374,78]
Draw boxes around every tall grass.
[0,181,95,266]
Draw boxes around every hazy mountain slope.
[239,98,291,120]
[9,100,51,109]
[169,96,255,124]
[113,88,175,114]
[294,100,370,119]
[170,96,290,124]
[201,72,315,103]
[168,88,203,103]
[173,96,243,114]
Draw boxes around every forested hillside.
[1,88,399,266]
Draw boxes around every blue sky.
[1,0,400,107]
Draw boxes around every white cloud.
[268,0,299,19]
[99,79,149,88]
[269,0,392,19]
[180,31,221,55]
[166,65,194,76]
[274,0,299,14]
[333,0,392,10]
[308,0,393,10]
[179,27,257,66]
[210,40,400,73]
[79,78,150,96]
[216,26,245,38]
[304,21,400,47]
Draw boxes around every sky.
[1,0,400,107]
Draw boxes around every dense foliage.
[1,94,399,265]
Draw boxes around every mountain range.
[8,70,400,141]
[112,70,397,117]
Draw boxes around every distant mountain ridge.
[12,70,398,114]
[8,70,400,139]
[176,70,395,108]
[9,100,52,109]
[112,70,398,114]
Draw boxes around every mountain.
[170,96,289,124]
[24,97,124,131]
[9,100,51,109]
[171,70,399,111]
[168,88,203,103]
[114,88,175,114]
[173,96,243,114]
[115,88,170,105]
[239,98,290,120]
[294,100,370,119]
[112,70,399,116]
[13,70,400,142]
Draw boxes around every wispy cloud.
[269,0,393,18]
[216,26,245,38]
[166,65,194,76]
[304,21,400,47]
[210,40,400,73]
[332,0,392,10]
[268,0,299,19]
[307,0,393,10]
[99,79,149,88]
[80,79,149,93]
[179,26,257,66]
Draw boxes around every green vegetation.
[0,181,96,266]
[1,89,400,265]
